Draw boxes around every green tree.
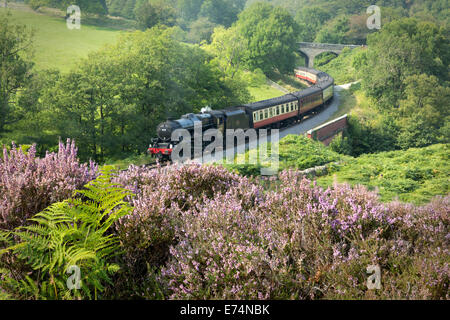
[106,0,138,19]
[295,6,331,42]
[204,26,247,78]
[396,74,450,149]
[315,15,350,44]
[177,0,204,25]
[199,0,245,27]
[134,0,177,30]
[0,12,34,137]
[360,18,450,110]
[26,0,108,15]
[36,27,249,161]
[3,70,60,154]
[186,17,217,43]
[237,2,299,74]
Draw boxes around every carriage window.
[265,110,268,119]
[253,113,257,121]
[277,106,280,115]
[260,111,263,120]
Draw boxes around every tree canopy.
[9,27,250,161]
[0,12,34,136]
[360,18,449,109]
[236,2,299,74]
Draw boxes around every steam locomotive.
[148,67,334,161]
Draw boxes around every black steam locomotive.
[148,67,334,161]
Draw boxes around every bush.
[111,163,260,299]
[160,167,449,299]
[278,135,343,170]
[225,135,344,177]
[0,139,98,230]
[1,145,448,300]
[329,134,352,155]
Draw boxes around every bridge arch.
[298,42,363,68]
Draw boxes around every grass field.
[1,5,122,72]
[248,84,285,102]
[317,144,450,205]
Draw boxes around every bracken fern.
[0,166,133,300]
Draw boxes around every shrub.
[160,167,449,300]
[0,139,98,230]
[1,150,448,300]
[111,163,260,299]
[225,135,344,177]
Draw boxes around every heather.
[0,159,448,299]
[0,139,98,230]
[112,164,448,300]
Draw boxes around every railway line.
[140,67,355,168]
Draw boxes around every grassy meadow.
[1,5,122,72]
[248,84,285,101]
[317,143,450,205]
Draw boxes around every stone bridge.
[298,42,364,68]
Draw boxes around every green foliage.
[25,0,108,15]
[314,52,338,68]
[186,17,217,43]
[134,0,176,30]
[1,7,121,72]
[360,18,449,110]
[315,15,350,44]
[199,0,245,28]
[225,135,344,177]
[278,135,344,170]
[0,166,133,300]
[317,143,450,204]
[329,134,352,156]
[236,2,299,74]
[345,114,399,156]
[203,25,247,78]
[106,0,138,19]
[396,74,450,148]
[0,11,34,136]
[295,6,331,42]
[14,26,250,162]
